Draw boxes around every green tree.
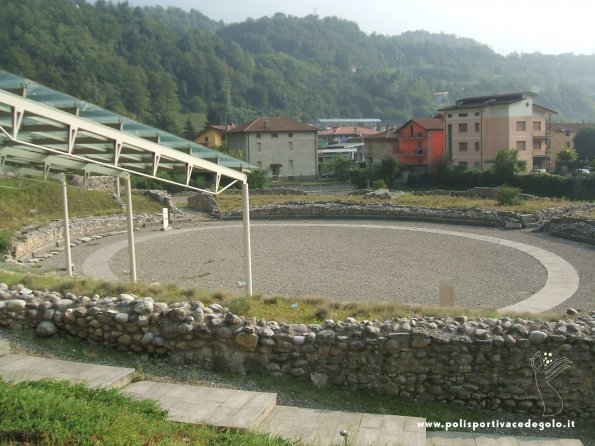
[556,146,580,173]
[328,156,353,181]
[492,149,526,183]
[573,126,595,162]
[183,118,196,140]
[247,169,267,189]
[374,156,401,187]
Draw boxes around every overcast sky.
[128,0,594,56]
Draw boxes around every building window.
[289,160,294,169]
[458,113,468,117]
[458,123,468,133]
[204,136,209,142]
[447,114,452,118]
[289,141,293,151]
[459,142,468,151]
[533,121,542,131]
[474,161,480,169]
[459,161,468,167]
[475,142,480,151]
[516,141,526,151]
[516,121,526,131]
[410,126,414,137]
[417,132,423,137]
[271,133,278,138]
[533,140,541,150]
[474,112,480,117]
[288,132,293,137]
[257,142,262,152]
[474,122,480,132]
[257,161,262,169]
[256,133,262,139]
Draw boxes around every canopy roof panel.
[0,69,253,192]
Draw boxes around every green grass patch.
[216,192,582,214]
[0,177,162,232]
[0,379,291,445]
[0,270,566,323]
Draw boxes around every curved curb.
[82,222,579,314]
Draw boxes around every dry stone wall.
[1,283,593,419]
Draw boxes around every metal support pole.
[115,177,121,198]
[125,176,137,283]
[61,175,72,277]
[242,182,253,296]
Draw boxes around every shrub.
[0,230,11,255]
[372,179,387,189]
[496,186,522,205]
[247,169,267,190]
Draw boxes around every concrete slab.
[121,381,277,430]
[258,406,426,446]
[0,354,134,389]
[0,340,10,356]
[426,432,584,446]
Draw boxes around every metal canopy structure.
[0,69,253,294]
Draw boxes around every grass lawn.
[216,192,581,214]
[0,177,163,232]
[0,379,291,446]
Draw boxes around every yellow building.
[193,124,235,148]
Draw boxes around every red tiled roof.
[227,117,317,133]
[396,118,444,133]
[363,128,399,140]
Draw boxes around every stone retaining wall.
[222,202,523,228]
[1,283,593,419]
[8,214,151,259]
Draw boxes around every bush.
[372,179,387,189]
[496,186,522,205]
[247,169,267,189]
[0,230,11,255]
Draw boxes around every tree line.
[1,0,594,138]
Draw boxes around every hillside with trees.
[1,0,594,137]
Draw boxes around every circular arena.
[58,219,595,314]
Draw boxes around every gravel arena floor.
[42,219,594,313]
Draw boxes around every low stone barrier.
[8,215,142,259]
[222,202,523,228]
[1,283,593,419]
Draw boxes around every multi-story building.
[439,92,557,171]
[226,116,318,181]
[548,123,591,170]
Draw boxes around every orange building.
[394,118,445,171]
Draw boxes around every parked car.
[572,168,591,176]
[532,168,547,174]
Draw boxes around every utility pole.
[223,77,231,125]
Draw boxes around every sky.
[127,0,595,56]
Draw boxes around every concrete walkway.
[0,340,584,446]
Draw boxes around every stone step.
[426,431,583,446]
[121,381,277,430]
[0,354,134,389]
[257,406,426,446]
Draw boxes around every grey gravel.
[40,219,594,313]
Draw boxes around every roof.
[439,92,538,111]
[194,124,236,139]
[403,118,444,131]
[0,69,253,192]
[318,126,379,137]
[228,117,317,133]
[364,128,399,140]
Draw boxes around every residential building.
[193,124,235,149]
[548,123,591,170]
[363,117,444,173]
[317,125,377,172]
[226,116,318,181]
[394,117,445,171]
[439,92,557,171]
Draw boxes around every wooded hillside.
[1,0,593,136]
